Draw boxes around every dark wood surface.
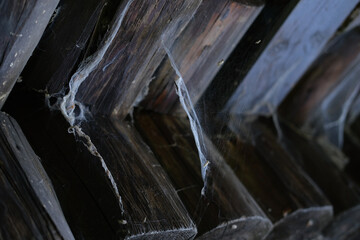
[280,26,360,148]
[140,0,263,115]
[0,111,73,240]
[225,0,359,118]
[135,112,272,239]
[72,0,202,118]
[22,0,109,94]
[226,119,333,239]
[0,0,59,108]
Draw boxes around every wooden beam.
[140,0,263,115]
[0,0,59,108]
[22,0,109,94]
[225,0,359,118]
[279,26,360,148]
[224,119,333,239]
[135,112,272,239]
[0,112,73,240]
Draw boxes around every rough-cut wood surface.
[0,111,73,240]
[140,0,263,115]
[69,0,201,118]
[226,119,333,239]
[278,122,360,214]
[0,0,59,108]
[135,112,272,239]
[79,117,197,239]
[225,0,359,118]
[22,0,109,94]
[280,26,360,148]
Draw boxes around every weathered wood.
[278,122,360,214]
[322,205,360,240]
[140,0,263,115]
[79,117,197,239]
[224,119,333,239]
[22,0,109,94]
[0,111,73,240]
[279,26,360,148]
[3,87,120,239]
[0,0,59,108]
[64,0,201,118]
[135,112,272,239]
[225,0,359,118]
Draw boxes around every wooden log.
[4,85,197,239]
[0,111,74,240]
[134,111,272,239]
[21,0,110,94]
[0,0,59,108]
[322,205,360,240]
[139,0,264,115]
[223,118,333,239]
[277,122,360,214]
[224,0,359,118]
[3,87,122,239]
[62,0,201,118]
[79,117,197,239]
[279,26,360,148]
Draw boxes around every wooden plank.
[79,117,197,239]
[0,0,59,108]
[134,112,272,239]
[279,26,360,148]
[0,112,74,240]
[65,0,202,118]
[278,122,360,214]
[21,0,109,94]
[140,0,263,115]
[225,0,359,118]
[224,119,333,240]
[3,85,196,239]
[3,86,120,239]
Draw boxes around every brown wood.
[278,122,360,214]
[224,118,333,239]
[279,26,360,148]
[135,112,272,239]
[140,0,263,115]
[21,0,109,94]
[225,0,359,118]
[0,111,73,240]
[0,0,59,108]
[68,0,202,118]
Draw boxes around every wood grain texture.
[278,122,360,214]
[225,0,360,118]
[0,112,73,240]
[140,0,263,115]
[80,117,197,239]
[22,0,109,94]
[72,0,202,118]
[135,112,272,239]
[226,119,333,239]
[0,0,59,108]
[280,27,360,128]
